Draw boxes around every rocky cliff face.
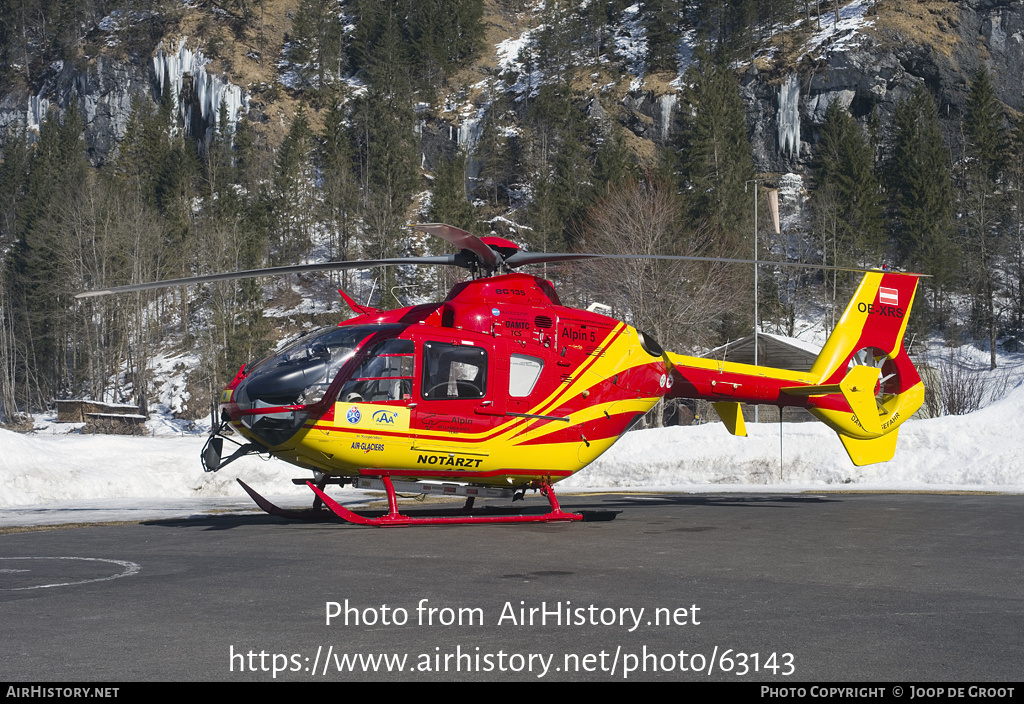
[0,37,246,165]
[2,2,1022,177]
[737,0,1024,176]
[0,56,152,164]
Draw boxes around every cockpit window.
[421,342,487,399]
[339,339,415,403]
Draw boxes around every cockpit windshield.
[232,324,404,445]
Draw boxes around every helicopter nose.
[230,361,316,447]
[235,359,329,409]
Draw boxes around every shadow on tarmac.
[142,492,839,531]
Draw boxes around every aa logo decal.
[336,403,410,431]
[372,410,399,426]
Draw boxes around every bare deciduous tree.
[578,180,743,426]
[580,180,741,352]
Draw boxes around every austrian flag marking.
[879,287,899,306]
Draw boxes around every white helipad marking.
[0,557,141,591]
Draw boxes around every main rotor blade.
[415,223,501,270]
[75,256,458,298]
[503,251,925,276]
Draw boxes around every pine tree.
[430,152,476,231]
[964,69,1006,183]
[0,125,30,421]
[960,68,1008,367]
[205,101,237,205]
[273,106,317,264]
[0,125,29,248]
[408,0,485,91]
[692,0,759,58]
[530,1,584,79]
[198,103,268,380]
[673,47,754,252]
[288,0,346,99]
[473,83,517,207]
[6,102,88,410]
[887,84,957,329]
[352,1,417,210]
[351,0,419,305]
[232,115,266,197]
[593,126,636,194]
[645,0,681,74]
[579,0,625,60]
[757,0,799,40]
[320,99,359,290]
[1008,114,1024,348]
[113,96,170,208]
[155,135,201,278]
[813,100,885,264]
[524,83,596,253]
[350,0,483,95]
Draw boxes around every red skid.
[237,478,334,521]
[306,477,583,527]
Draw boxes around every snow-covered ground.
[566,383,1024,490]
[802,0,876,61]
[2,380,1022,528]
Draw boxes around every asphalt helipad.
[1,492,1020,681]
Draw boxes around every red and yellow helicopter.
[79,224,924,526]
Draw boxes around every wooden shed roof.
[704,332,822,373]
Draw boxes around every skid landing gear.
[237,477,347,521]
[307,476,583,527]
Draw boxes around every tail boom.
[663,272,925,465]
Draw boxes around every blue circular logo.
[346,406,361,424]
[492,308,500,316]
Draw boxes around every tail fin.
[662,271,925,466]
[793,272,925,465]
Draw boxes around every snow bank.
[0,433,304,507]
[568,382,1024,490]
[1,383,1021,524]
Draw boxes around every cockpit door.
[412,338,503,437]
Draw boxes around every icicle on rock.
[27,94,50,135]
[777,74,800,158]
[152,40,247,142]
[658,93,677,143]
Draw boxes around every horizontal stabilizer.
[783,364,884,437]
[839,364,883,436]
